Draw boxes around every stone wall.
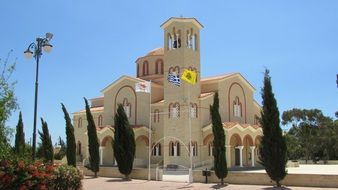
[80,166,338,188]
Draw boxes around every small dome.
[146,47,164,56]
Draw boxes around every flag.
[135,81,151,93]
[167,72,181,86]
[181,69,197,85]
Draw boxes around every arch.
[135,135,149,146]
[190,103,198,118]
[203,134,214,145]
[230,133,243,146]
[169,141,174,156]
[160,61,164,74]
[152,143,162,156]
[243,135,254,146]
[114,85,137,125]
[155,59,163,74]
[154,109,160,122]
[194,34,198,51]
[167,33,172,50]
[228,82,247,122]
[168,66,180,75]
[169,102,180,118]
[143,61,149,76]
[189,141,198,156]
[208,141,213,156]
[101,136,113,147]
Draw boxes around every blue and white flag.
[167,72,181,86]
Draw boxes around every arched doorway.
[243,135,254,166]
[101,136,115,166]
[135,135,149,167]
[230,134,242,167]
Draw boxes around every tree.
[259,69,287,187]
[210,92,227,185]
[84,97,100,177]
[38,118,54,163]
[54,136,67,160]
[61,103,76,166]
[0,50,18,145]
[14,112,25,155]
[282,109,337,161]
[113,104,135,180]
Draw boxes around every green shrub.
[52,165,83,190]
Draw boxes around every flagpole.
[188,83,193,183]
[148,80,152,181]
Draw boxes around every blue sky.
[1,0,337,144]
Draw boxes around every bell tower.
[161,17,203,167]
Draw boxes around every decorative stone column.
[99,146,105,165]
[225,145,231,167]
[238,146,244,167]
[250,146,256,167]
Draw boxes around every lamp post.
[24,33,53,160]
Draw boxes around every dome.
[146,47,164,56]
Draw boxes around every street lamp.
[24,32,53,160]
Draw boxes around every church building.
[73,17,262,169]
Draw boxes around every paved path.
[82,176,338,190]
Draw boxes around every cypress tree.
[61,103,77,167]
[39,118,54,163]
[113,104,135,180]
[210,92,227,185]
[259,69,287,187]
[84,97,100,177]
[14,112,25,155]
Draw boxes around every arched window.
[155,59,164,74]
[123,98,131,118]
[77,141,82,155]
[194,34,198,51]
[169,102,180,118]
[169,141,180,156]
[190,103,198,118]
[175,141,180,156]
[152,143,161,156]
[233,96,242,117]
[143,61,149,76]
[208,142,213,156]
[169,141,174,156]
[98,115,103,127]
[153,109,160,123]
[172,28,181,49]
[137,64,140,77]
[168,33,173,50]
[160,61,164,74]
[189,141,198,156]
[168,66,180,76]
[78,118,82,128]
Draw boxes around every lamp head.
[42,42,53,53]
[24,49,33,59]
